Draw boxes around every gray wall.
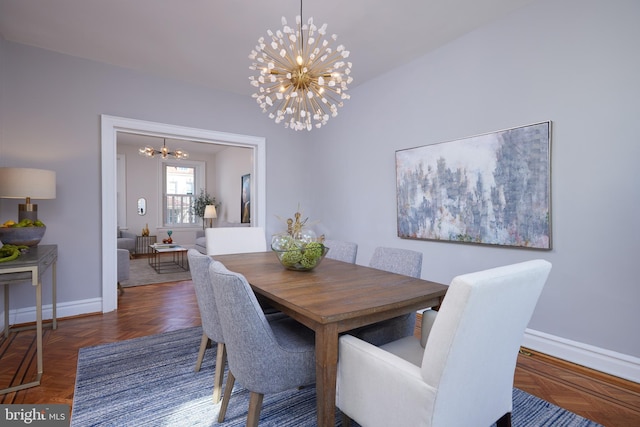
[0,39,307,307]
[307,0,640,370]
[214,146,253,224]
[116,141,251,244]
[0,0,638,379]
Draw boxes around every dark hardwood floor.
[1,280,639,426]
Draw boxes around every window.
[162,160,205,226]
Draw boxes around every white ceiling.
[0,0,537,96]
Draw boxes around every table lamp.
[204,204,217,228]
[0,167,57,222]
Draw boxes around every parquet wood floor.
[1,281,639,426]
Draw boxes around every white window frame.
[159,159,205,227]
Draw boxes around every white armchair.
[337,259,552,427]
[205,226,266,256]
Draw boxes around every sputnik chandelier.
[249,1,353,131]
[139,138,189,160]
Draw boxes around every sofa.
[117,248,130,295]
[117,229,136,254]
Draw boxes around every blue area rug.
[71,327,602,426]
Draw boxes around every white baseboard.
[3,298,103,328]
[523,328,640,383]
[3,302,639,384]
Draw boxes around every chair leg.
[212,342,226,403]
[496,412,512,427]
[246,392,264,427]
[117,282,124,296]
[194,333,209,372]
[218,371,235,423]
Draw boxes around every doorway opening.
[101,115,266,312]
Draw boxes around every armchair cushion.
[195,230,206,254]
[378,335,424,367]
[117,249,130,282]
[371,309,438,367]
[117,229,136,253]
[338,334,435,427]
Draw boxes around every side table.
[0,244,57,394]
[148,244,189,273]
[136,235,156,255]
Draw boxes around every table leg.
[52,260,57,330]
[0,265,44,394]
[35,276,43,378]
[4,285,8,338]
[315,323,339,427]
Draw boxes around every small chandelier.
[249,1,353,131]
[139,138,188,160]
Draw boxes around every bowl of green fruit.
[271,234,328,271]
[0,218,47,246]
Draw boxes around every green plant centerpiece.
[271,209,328,271]
[191,190,217,229]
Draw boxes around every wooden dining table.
[213,251,448,427]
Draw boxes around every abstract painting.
[396,121,551,249]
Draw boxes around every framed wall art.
[395,121,551,249]
[241,173,251,223]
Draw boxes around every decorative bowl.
[271,234,328,271]
[0,226,46,247]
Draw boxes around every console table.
[0,244,57,394]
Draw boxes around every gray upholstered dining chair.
[350,247,423,346]
[323,239,358,264]
[187,249,228,403]
[209,260,316,427]
[337,260,552,427]
[188,249,286,404]
[369,246,422,278]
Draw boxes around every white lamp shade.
[204,205,217,219]
[0,168,56,199]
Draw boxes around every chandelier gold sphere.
[138,139,188,160]
[249,14,353,131]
